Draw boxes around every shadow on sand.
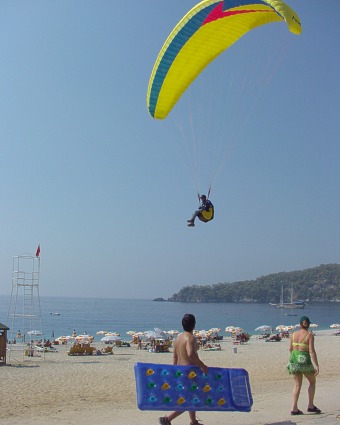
[265,421,297,425]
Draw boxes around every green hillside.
[167,264,340,303]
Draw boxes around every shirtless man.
[158,314,208,425]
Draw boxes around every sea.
[0,295,339,341]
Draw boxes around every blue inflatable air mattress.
[134,362,253,412]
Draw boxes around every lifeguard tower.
[6,253,44,362]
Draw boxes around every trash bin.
[232,346,237,354]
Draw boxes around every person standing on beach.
[287,315,321,415]
[158,314,208,425]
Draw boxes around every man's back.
[173,332,197,365]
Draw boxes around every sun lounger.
[68,344,86,355]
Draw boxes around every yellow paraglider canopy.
[147,0,302,120]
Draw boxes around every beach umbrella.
[154,327,167,337]
[275,325,287,331]
[76,335,94,343]
[101,335,121,342]
[277,325,293,332]
[167,330,179,336]
[330,324,340,329]
[144,329,167,340]
[55,336,68,343]
[144,330,158,339]
[255,325,272,332]
[144,328,167,339]
[76,337,92,344]
[96,330,108,335]
[195,330,208,337]
[209,328,221,333]
[65,335,76,341]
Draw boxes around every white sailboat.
[271,285,305,309]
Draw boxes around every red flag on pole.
[36,244,40,257]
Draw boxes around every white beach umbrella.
[330,324,340,329]
[55,336,68,343]
[209,327,221,333]
[144,329,166,339]
[154,328,166,337]
[279,326,292,332]
[101,335,121,342]
[167,330,179,336]
[76,335,94,343]
[144,330,158,339]
[65,335,76,341]
[275,325,286,331]
[255,325,272,332]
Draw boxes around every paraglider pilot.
[187,195,214,227]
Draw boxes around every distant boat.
[50,312,61,315]
[278,302,305,309]
[271,285,305,309]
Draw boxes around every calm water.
[0,295,339,341]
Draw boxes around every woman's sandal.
[291,410,304,415]
[307,406,321,414]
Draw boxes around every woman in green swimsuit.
[287,315,321,415]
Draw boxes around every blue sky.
[0,1,339,299]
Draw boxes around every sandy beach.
[1,331,340,425]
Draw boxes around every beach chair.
[68,344,86,355]
[85,346,96,355]
[102,346,113,354]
